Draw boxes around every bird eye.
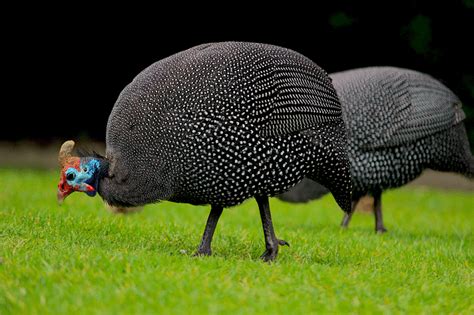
[66,173,75,181]
[83,167,88,172]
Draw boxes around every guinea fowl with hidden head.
[279,67,474,233]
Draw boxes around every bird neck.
[86,157,109,196]
[94,157,137,207]
[96,158,110,180]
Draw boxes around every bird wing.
[381,69,464,147]
[190,43,342,137]
[107,42,344,148]
[245,46,343,137]
[331,67,464,149]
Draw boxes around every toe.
[193,249,212,257]
[260,248,278,262]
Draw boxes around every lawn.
[0,169,473,314]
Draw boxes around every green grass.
[0,169,473,314]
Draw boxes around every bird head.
[57,140,101,204]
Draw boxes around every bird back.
[331,67,464,150]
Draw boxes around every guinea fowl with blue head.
[56,42,352,261]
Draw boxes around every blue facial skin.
[65,159,101,197]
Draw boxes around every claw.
[193,247,212,257]
[260,249,278,262]
[260,239,289,262]
[376,227,387,234]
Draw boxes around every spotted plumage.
[57,42,351,260]
[279,67,473,232]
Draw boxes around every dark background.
[3,1,473,148]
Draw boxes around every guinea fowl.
[56,42,352,261]
[279,67,473,233]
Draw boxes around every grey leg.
[373,192,387,233]
[341,199,360,228]
[195,205,224,256]
[255,195,289,262]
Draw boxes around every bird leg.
[194,205,223,256]
[255,195,289,262]
[373,192,387,233]
[340,198,360,228]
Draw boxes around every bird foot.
[260,239,289,262]
[260,248,278,262]
[376,227,387,234]
[193,247,212,257]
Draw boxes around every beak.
[56,182,96,205]
[57,189,65,205]
[57,189,72,205]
